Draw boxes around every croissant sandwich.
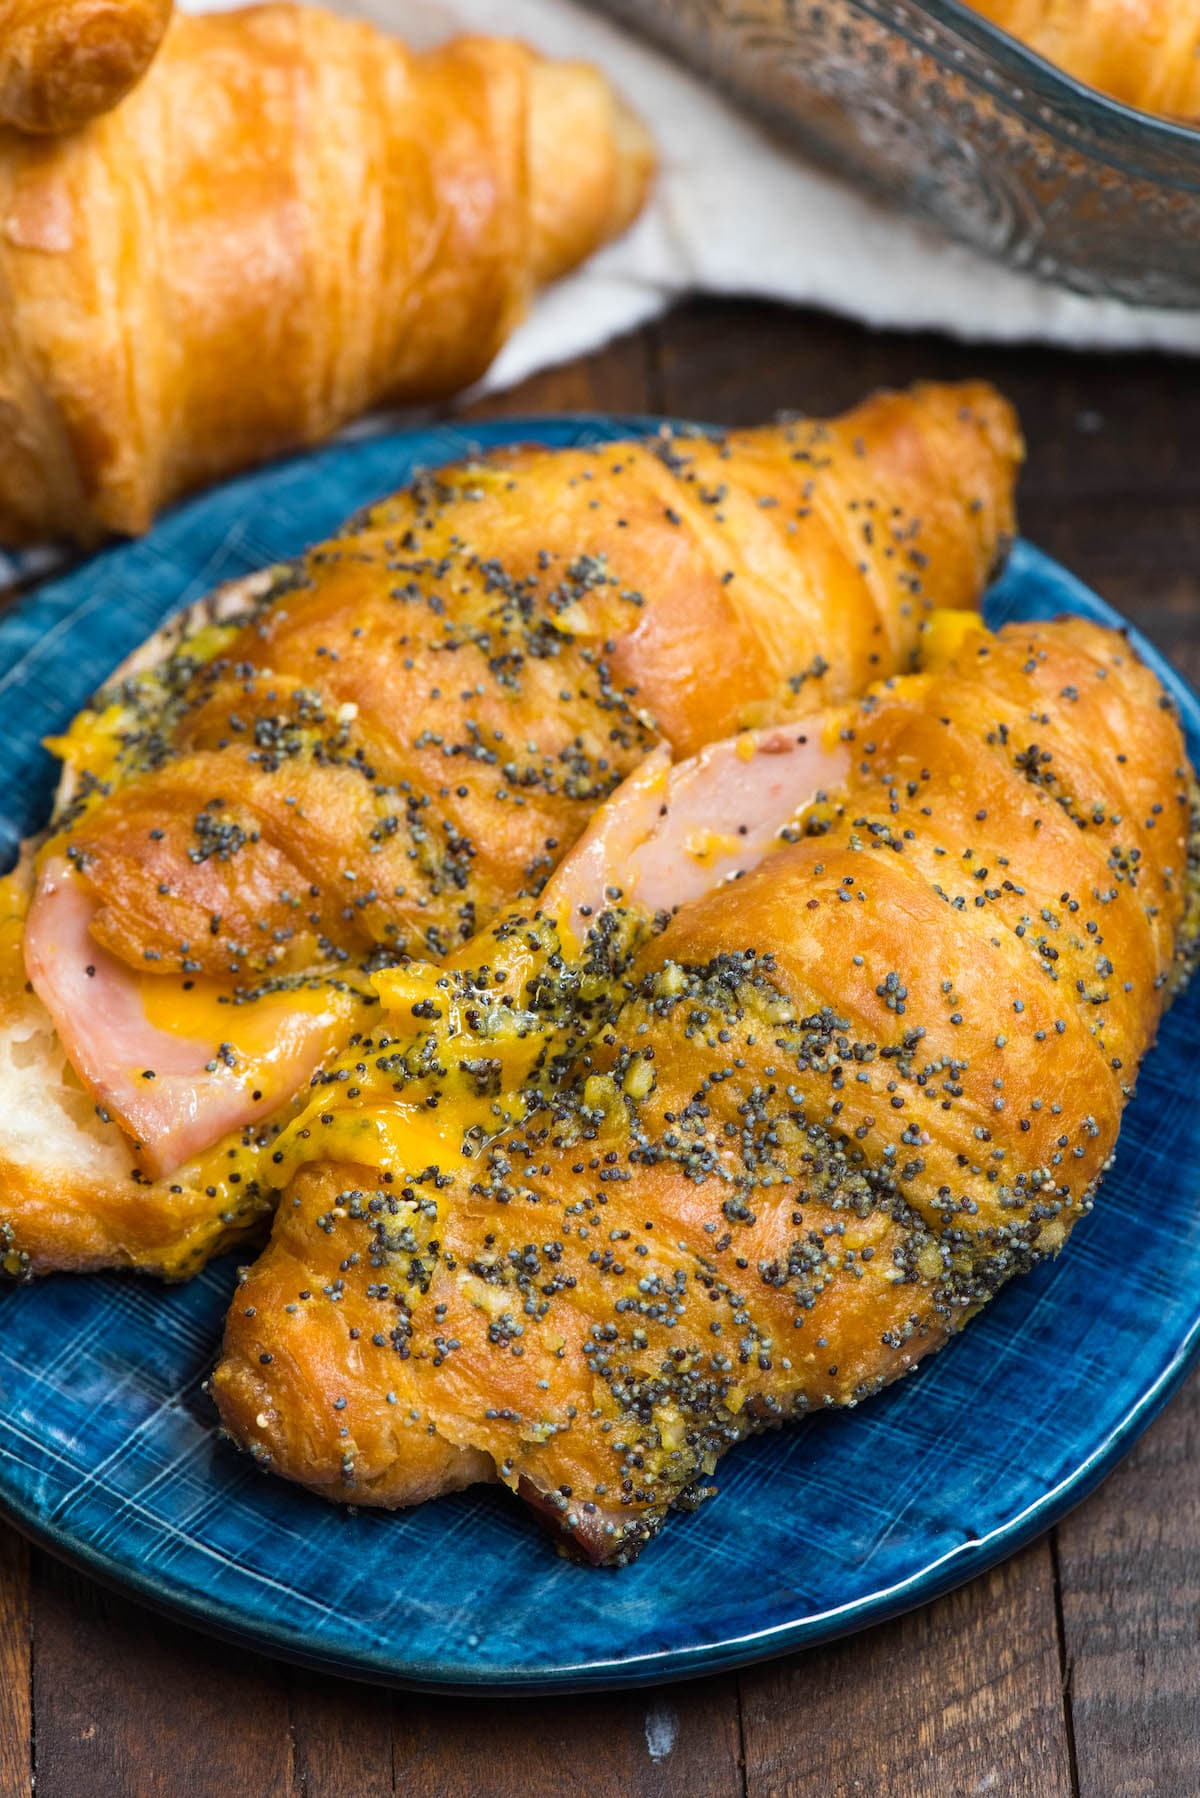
[970,0,1200,119]
[0,1,654,545]
[212,613,1200,1563]
[0,382,1021,1278]
[0,0,170,132]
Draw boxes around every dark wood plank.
[287,1671,394,1798]
[1056,1364,1200,1798]
[0,1526,31,1798]
[31,1552,295,1798]
[461,325,658,422]
[12,300,1200,1797]
[740,1540,1073,1798]
[392,1675,744,1798]
[289,1661,746,1798]
[656,294,1200,1798]
[290,320,746,1798]
[653,298,1200,682]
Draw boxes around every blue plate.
[1,417,1198,1693]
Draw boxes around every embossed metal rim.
[592,0,1200,173]
[918,0,1200,163]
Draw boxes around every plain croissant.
[212,615,1200,1561]
[0,2,654,545]
[0,382,1021,1278]
[0,0,170,133]
[970,0,1200,118]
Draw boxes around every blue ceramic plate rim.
[0,414,1198,1693]
[0,1268,1196,1695]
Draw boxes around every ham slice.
[545,722,850,934]
[24,858,355,1179]
[24,724,848,1182]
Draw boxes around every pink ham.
[25,723,849,1180]
[23,858,352,1179]
[545,722,850,933]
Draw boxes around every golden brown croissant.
[0,0,170,131]
[970,0,1200,118]
[0,2,654,546]
[212,614,1199,1561]
[0,382,1021,1277]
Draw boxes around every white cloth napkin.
[5,0,1198,589]
[391,0,1200,383]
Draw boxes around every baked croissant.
[970,0,1200,118]
[0,0,170,133]
[212,614,1199,1562]
[0,383,1021,1277]
[0,2,654,546]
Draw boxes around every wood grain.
[392,1677,744,1798]
[31,1553,295,1798]
[284,328,744,1798]
[1056,1365,1200,1798]
[287,1671,394,1798]
[652,299,1200,682]
[0,1529,30,1798]
[460,325,658,422]
[4,297,1200,1798]
[739,1540,1073,1798]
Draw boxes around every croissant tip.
[527,55,655,288]
[610,94,658,234]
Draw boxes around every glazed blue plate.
[1,417,1198,1693]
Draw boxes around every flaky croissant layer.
[53,382,1019,977]
[0,383,1021,1279]
[0,3,654,544]
[212,614,1198,1562]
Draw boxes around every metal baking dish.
[587,0,1200,306]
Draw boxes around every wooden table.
[2,298,1198,1798]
